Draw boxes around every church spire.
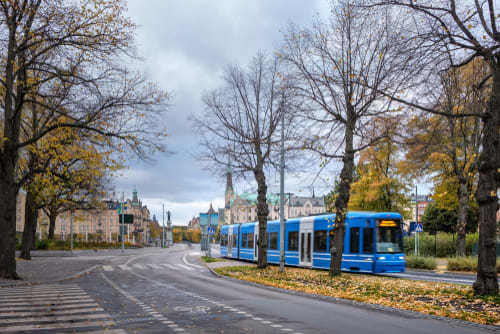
[132,185,139,204]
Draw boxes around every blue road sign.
[415,224,423,232]
[207,226,215,235]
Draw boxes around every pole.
[70,210,73,251]
[162,204,165,248]
[415,185,418,256]
[279,98,285,273]
[121,192,124,254]
[208,213,212,258]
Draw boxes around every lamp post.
[279,97,285,273]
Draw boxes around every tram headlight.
[399,256,405,260]
[377,256,386,260]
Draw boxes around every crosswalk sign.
[207,226,215,236]
[415,224,423,232]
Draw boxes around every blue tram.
[220,212,405,273]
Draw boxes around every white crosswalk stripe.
[161,263,179,270]
[175,264,195,271]
[102,265,114,271]
[0,283,116,333]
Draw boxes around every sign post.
[415,223,423,256]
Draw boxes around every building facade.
[16,187,152,244]
[223,166,325,224]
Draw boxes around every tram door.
[299,217,314,267]
[227,226,233,257]
[254,222,259,261]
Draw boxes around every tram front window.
[376,220,403,253]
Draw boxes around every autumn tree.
[348,123,412,218]
[403,60,488,258]
[279,0,413,276]
[369,0,499,296]
[194,52,290,269]
[0,0,169,279]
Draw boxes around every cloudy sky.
[111,0,334,226]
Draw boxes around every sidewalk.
[1,247,177,287]
[0,256,104,287]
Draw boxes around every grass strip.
[215,265,500,326]
[201,256,226,263]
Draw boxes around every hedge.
[405,255,437,270]
[404,233,479,257]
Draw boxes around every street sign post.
[415,223,423,256]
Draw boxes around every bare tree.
[193,53,290,268]
[279,0,413,276]
[0,0,169,278]
[368,0,499,295]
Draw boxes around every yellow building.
[16,187,152,245]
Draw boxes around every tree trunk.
[48,211,57,240]
[20,191,38,260]
[456,178,469,257]
[473,63,500,296]
[330,120,355,277]
[255,166,269,269]
[0,147,20,279]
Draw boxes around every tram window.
[222,234,226,246]
[288,231,299,251]
[232,234,237,247]
[350,228,360,253]
[242,233,248,248]
[248,233,254,249]
[269,232,278,250]
[363,228,373,253]
[314,230,327,252]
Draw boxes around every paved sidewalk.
[1,246,181,287]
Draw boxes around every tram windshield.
[376,220,403,253]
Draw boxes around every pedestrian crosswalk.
[102,263,205,272]
[0,284,124,334]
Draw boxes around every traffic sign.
[207,226,215,236]
[119,214,134,224]
[415,224,423,232]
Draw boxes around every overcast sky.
[111,0,340,226]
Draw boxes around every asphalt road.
[0,244,497,334]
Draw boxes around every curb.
[206,264,500,333]
[0,264,100,288]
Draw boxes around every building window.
[314,230,327,252]
[288,231,298,251]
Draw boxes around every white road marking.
[0,313,110,324]
[176,264,195,271]
[0,283,115,333]
[148,264,162,269]
[183,253,204,269]
[118,265,131,270]
[133,264,147,270]
[271,324,283,328]
[0,320,115,333]
[102,265,114,271]
[0,307,104,317]
[162,263,179,270]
